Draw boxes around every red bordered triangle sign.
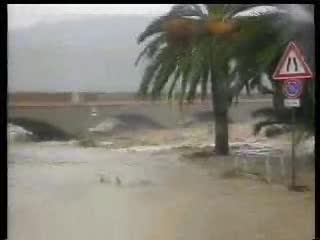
[272,41,313,80]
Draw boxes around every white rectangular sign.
[284,98,300,107]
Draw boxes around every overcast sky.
[8,4,174,30]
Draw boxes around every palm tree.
[252,4,314,139]
[135,4,295,155]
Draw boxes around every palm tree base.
[215,146,230,155]
[214,111,230,156]
[288,184,310,192]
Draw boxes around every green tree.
[251,5,314,142]
[135,4,294,155]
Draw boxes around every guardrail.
[232,142,287,183]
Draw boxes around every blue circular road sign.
[283,79,304,98]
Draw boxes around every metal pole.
[291,107,296,187]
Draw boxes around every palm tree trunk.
[272,81,284,111]
[211,73,229,155]
[214,106,229,155]
[245,82,251,96]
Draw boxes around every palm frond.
[248,74,260,89]
[178,54,192,104]
[137,4,206,44]
[169,4,205,18]
[251,107,292,122]
[136,3,314,147]
[137,60,161,98]
[151,54,177,99]
[225,4,265,18]
[137,16,169,44]
[138,46,173,97]
[252,107,278,118]
[200,64,209,101]
[186,64,202,102]
[185,38,210,102]
[167,68,181,100]
[232,5,287,19]
[257,84,274,94]
[135,34,166,66]
[253,120,285,135]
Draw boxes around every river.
[8,142,314,240]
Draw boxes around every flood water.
[8,142,314,240]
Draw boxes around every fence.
[231,142,289,183]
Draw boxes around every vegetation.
[252,5,314,143]
[78,138,98,148]
[135,4,296,155]
[252,81,314,145]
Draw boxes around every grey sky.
[8,4,313,30]
[8,4,174,29]
[8,4,313,92]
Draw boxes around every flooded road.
[8,143,314,240]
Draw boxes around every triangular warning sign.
[272,42,313,80]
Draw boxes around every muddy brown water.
[8,142,314,240]
[9,100,272,136]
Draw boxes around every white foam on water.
[112,144,176,153]
[8,124,33,143]
[37,140,79,146]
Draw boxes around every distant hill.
[9,11,313,94]
[8,14,154,92]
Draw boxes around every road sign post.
[282,79,303,188]
[291,108,296,187]
[272,41,313,190]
